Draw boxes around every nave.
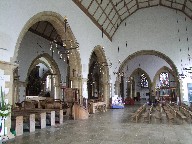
[8,102,192,144]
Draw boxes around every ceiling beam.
[42,22,49,35]
[93,4,100,17]
[95,0,115,29]
[109,0,122,21]
[182,0,187,11]
[88,0,94,10]
[136,0,139,9]
[97,1,110,25]
[29,28,55,43]
[73,0,112,41]
[124,0,131,15]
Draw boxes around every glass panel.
[140,73,148,88]
[160,72,169,87]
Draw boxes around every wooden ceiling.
[73,0,192,41]
[29,21,79,52]
[29,21,62,43]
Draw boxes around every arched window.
[159,72,169,87]
[140,73,148,88]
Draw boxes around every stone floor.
[5,103,192,144]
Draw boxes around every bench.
[131,104,146,123]
[180,106,192,123]
[176,110,187,124]
[163,106,174,124]
[165,111,174,124]
[143,111,150,123]
[154,111,162,123]
[13,110,46,129]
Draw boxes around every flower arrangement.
[0,87,11,117]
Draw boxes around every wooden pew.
[163,106,174,124]
[167,104,177,117]
[131,104,146,123]
[180,106,192,123]
[154,111,162,123]
[176,110,187,124]
[24,109,55,126]
[12,110,46,129]
[143,111,150,123]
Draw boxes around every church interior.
[0,0,192,143]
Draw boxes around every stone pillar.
[103,82,110,108]
[50,111,55,126]
[130,81,133,99]
[29,114,35,132]
[129,77,134,99]
[54,84,61,99]
[15,116,23,136]
[59,109,63,124]
[40,112,46,129]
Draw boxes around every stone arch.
[130,68,152,85]
[26,53,61,99]
[119,50,178,75]
[153,66,178,88]
[88,45,110,106]
[129,68,152,99]
[12,11,82,94]
[13,11,81,80]
[118,50,180,100]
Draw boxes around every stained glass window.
[140,73,148,88]
[160,72,169,87]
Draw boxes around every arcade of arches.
[1,1,192,143]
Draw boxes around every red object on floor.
[124,97,134,105]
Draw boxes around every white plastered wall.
[0,2,192,101]
[112,7,192,102]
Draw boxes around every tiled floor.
[5,103,192,144]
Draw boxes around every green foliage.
[0,86,11,117]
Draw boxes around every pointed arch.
[13,11,81,87]
[130,68,152,98]
[130,68,152,87]
[117,50,180,101]
[26,53,61,98]
[88,45,110,106]
[153,66,178,88]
